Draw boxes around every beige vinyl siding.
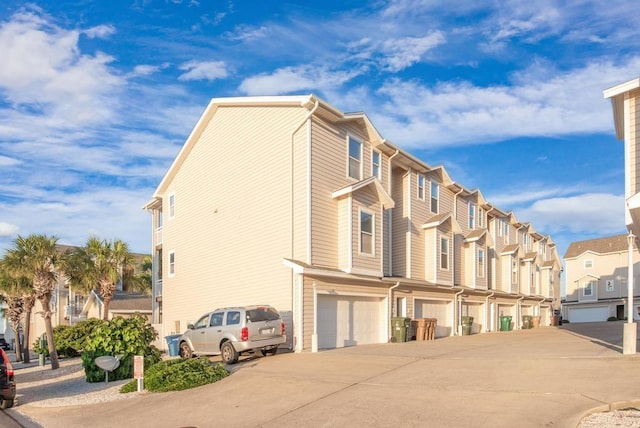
[336,198,349,270]
[352,188,382,274]
[630,89,640,196]
[410,172,429,281]
[309,119,344,268]
[423,228,436,282]
[161,105,307,337]
[293,117,310,263]
[391,167,407,277]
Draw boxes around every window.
[430,182,439,213]
[606,280,614,292]
[584,259,593,269]
[584,281,594,296]
[468,202,476,229]
[193,314,208,329]
[512,258,518,284]
[209,312,224,327]
[478,208,484,228]
[503,221,509,243]
[169,193,176,218]
[360,210,374,255]
[478,249,485,277]
[168,251,175,276]
[372,150,381,179]
[348,136,362,180]
[226,311,241,325]
[440,237,449,270]
[417,174,425,200]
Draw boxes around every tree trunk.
[39,295,59,370]
[102,295,112,321]
[22,296,35,364]
[11,325,22,362]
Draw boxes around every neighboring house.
[144,95,562,352]
[563,234,640,322]
[80,291,152,321]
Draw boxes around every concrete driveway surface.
[8,321,640,428]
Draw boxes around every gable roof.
[465,229,487,243]
[501,244,520,256]
[332,176,395,208]
[564,234,630,259]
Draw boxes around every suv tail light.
[281,322,285,335]
[241,327,249,342]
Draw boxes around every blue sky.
[0,1,635,266]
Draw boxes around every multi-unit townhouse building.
[563,234,640,323]
[604,77,640,353]
[144,95,562,352]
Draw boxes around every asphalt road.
[7,321,640,428]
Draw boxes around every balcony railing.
[155,227,163,246]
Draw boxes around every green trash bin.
[461,316,474,336]
[500,316,513,331]
[391,317,411,342]
[522,315,532,330]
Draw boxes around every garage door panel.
[415,300,451,338]
[318,295,384,349]
[568,306,609,323]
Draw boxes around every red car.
[0,349,15,409]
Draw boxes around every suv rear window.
[246,307,280,322]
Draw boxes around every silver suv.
[178,305,286,364]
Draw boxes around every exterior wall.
[160,105,308,336]
[630,89,640,196]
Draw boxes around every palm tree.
[67,237,138,320]
[0,264,29,362]
[3,234,62,370]
[126,255,152,295]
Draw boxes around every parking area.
[11,322,640,428]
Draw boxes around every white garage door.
[568,306,609,323]
[415,299,451,337]
[317,294,384,349]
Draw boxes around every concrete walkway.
[10,322,640,427]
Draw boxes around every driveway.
[10,322,640,428]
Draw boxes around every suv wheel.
[221,342,239,364]
[261,347,278,357]
[0,398,13,409]
[179,342,193,359]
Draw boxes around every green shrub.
[81,314,161,383]
[607,316,619,322]
[120,357,229,393]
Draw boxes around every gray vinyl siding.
[631,89,640,196]
[161,105,307,335]
[410,171,429,281]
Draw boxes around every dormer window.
[348,136,362,180]
[468,202,476,229]
[372,150,381,180]
[417,174,425,200]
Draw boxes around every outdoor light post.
[623,231,637,355]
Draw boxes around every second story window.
[440,236,449,270]
[478,248,485,277]
[512,258,518,284]
[360,210,374,255]
[168,251,176,277]
[503,221,509,243]
[372,150,381,179]
[417,174,425,200]
[348,136,362,180]
[431,182,439,213]
[583,281,594,296]
[169,193,176,218]
[468,202,476,229]
[478,208,484,228]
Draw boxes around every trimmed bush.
[607,316,619,322]
[81,314,161,383]
[120,357,229,393]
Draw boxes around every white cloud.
[518,193,625,235]
[239,65,362,95]
[178,60,229,81]
[381,32,446,72]
[83,24,116,39]
[0,223,19,237]
[130,64,161,77]
[368,57,640,148]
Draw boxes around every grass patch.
[120,357,229,393]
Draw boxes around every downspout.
[387,150,399,275]
[388,282,400,340]
[452,187,464,287]
[517,295,525,329]
[485,292,494,332]
[454,288,464,336]
[290,97,320,353]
